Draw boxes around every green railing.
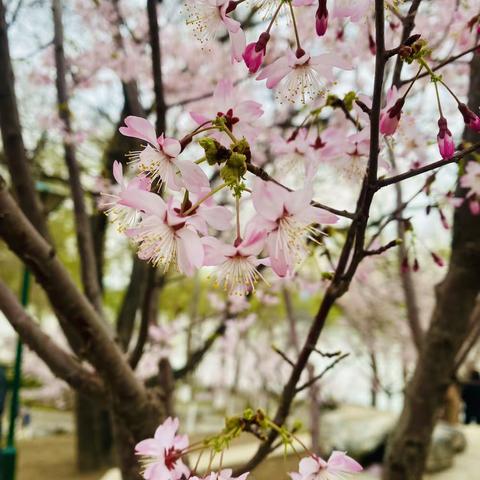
[0,268,30,480]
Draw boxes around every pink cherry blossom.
[120,190,205,276]
[460,161,480,197]
[243,32,270,74]
[190,79,264,144]
[458,103,480,132]
[100,161,152,231]
[332,0,371,22]
[185,0,246,62]
[436,117,455,159]
[251,180,338,277]
[120,116,209,192]
[135,417,190,480]
[379,87,405,136]
[202,224,268,295]
[315,0,329,36]
[257,48,351,103]
[289,452,363,480]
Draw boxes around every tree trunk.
[382,51,480,480]
[75,393,113,472]
[111,394,165,480]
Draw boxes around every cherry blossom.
[460,161,480,215]
[251,179,338,277]
[290,452,363,480]
[185,0,246,62]
[135,417,190,480]
[256,49,351,103]
[120,116,209,192]
[436,117,455,159]
[379,87,404,136]
[190,79,264,144]
[332,0,371,22]
[120,190,205,276]
[100,161,152,231]
[202,225,268,295]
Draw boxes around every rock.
[426,422,467,473]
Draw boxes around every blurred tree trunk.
[75,393,113,472]
[382,49,480,480]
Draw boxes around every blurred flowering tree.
[0,1,480,480]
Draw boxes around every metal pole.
[1,268,30,480]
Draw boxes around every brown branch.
[172,319,227,380]
[363,239,399,257]
[129,266,163,369]
[0,0,49,239]
[295,353,350,393]
[376,142,480,189]
[0,176,149,419]
[0,279,105,401]
[234,1,387,472]
[52,0,103,315]
[246,164,355,219]
[400,44,480,86]
[147,0,166,133]
[272,346,295,367]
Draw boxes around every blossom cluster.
[185,0,365,102]
[135,417,362,480]
[101,80,338,296]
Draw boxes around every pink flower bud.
[431,252,445,267]
[436,117,455,159]
[315,0,328,36]
[458,103,480,132]
[401,257,410,273]
[413,258,420,272]
[469,199,480,215]
[380,98,405,136]
[242,32,269,74]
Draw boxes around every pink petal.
[256,56,290,89]
[190,111,210,125]
[252,179,284,222]
[119,116,158,146]
[199,205,232,230]
[162,137,182,157]
[119,189,166,217]
[327,451,363,473]
[112,160,124,186]
[175,159,210,193]
[229,28,246,63]
[177,228,204,276]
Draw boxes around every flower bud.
[242,32,270,74]
[458,103,480,132]
[380,98,405,136]
[436,117,455,159]
[315,0,328,36]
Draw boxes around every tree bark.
[382,49,480,480]
[0,0,49,239]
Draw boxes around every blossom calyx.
[198,137,231,165]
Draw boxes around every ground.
[14,425,480,479]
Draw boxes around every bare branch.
[376,142,480,189]
[246,164,355,219]
[295,353,350,393]
[0,279,105,401]
[52,0,103,315]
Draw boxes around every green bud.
[198,137,230,166]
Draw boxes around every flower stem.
[266,0,284,34]
[183,183,228,216]
[288,1,302,50]
[235,196,241,240]
[433,80,444,118]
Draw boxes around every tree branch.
[246,164,355,219]
[376,142,480,189]
[0,0,49,239]
[0,279,105,401]
[52,0,103,315]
